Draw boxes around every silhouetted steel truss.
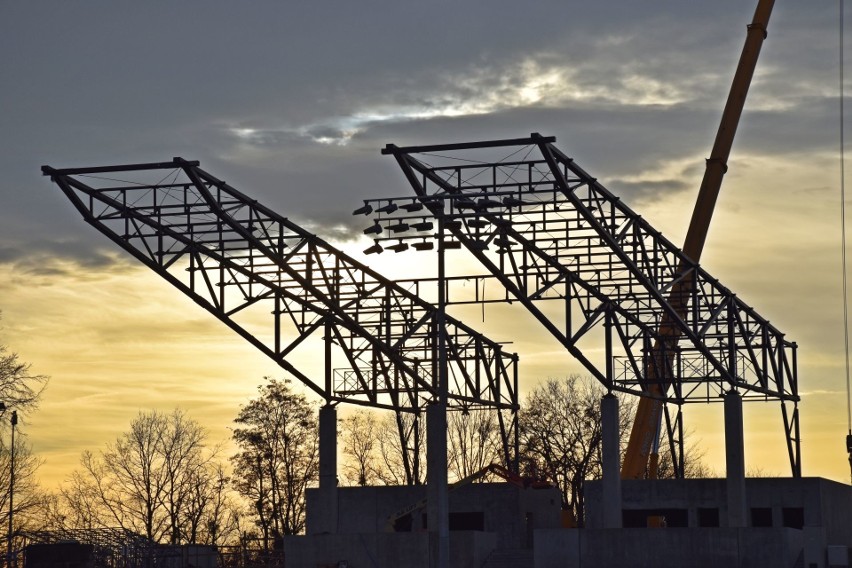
[21,528,165,568]
[42,160,519,426]
[372,134,799,473]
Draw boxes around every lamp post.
[355,198,455,568]
[7,410,15,568]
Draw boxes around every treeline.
[1,323,709,549]
[11,379,709,548]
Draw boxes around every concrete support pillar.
[724,389,747,528]
[426,402,449,568]
[601,394,622,528]
[314,404,338,534]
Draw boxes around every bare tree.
[447,409,503,482]
[0,432,48,540]
[344,408,505,486]
[183,461,242,546]
[520,375,712,525]
[340,410,379,486]
[61,409,227,543]
[519,375,635,526]
[374,411,425,486]
[159,409,210,544]
[0,316,50,538]
[231,378,319,543]
[656,429,714,479]
[0,334,48,412]
[48,471,103,531]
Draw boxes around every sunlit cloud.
[226,56,700,149]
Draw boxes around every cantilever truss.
[42,159,519,420]
[380,134,800,472]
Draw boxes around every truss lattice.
[382,135,798,407]
[43,159,518,414]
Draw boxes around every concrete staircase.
[481,548,534,568]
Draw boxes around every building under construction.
[40,0,852,566]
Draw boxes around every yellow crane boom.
[621,0,776,479]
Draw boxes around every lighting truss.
[381,134,800,473]
[42,159,519,418]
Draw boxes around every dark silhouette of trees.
[340,407,504,486]
[447,409,503,482]
[0,433,47,538]
[339,410,428,487]
[655,430,713,479]
[0,338,48,413]
[340,410,379,486]
[374,411,425,486]
[58,409,233,544]
[231,379,318,545]
[519,375,710,525]
[0,318,49,538]
[519,375,635,526]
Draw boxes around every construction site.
[31,1,852,567]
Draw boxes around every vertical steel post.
[7,411,15,567]
[426,216,450,568]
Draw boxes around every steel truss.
[42,159,519,434]
[21,528,164,568]
[378,134,800,474]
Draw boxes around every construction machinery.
[623,0,776,479]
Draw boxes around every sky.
[0,1,850,488]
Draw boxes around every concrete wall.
[586,477,852,545]
[817,478,852,546]
[283,532,429,568]
[534,527,804,568]
[306,482,561,549]
[282,530,496,568]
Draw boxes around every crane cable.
[840,0,852,482]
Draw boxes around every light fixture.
[411,221,433,232]
[455,200,478,211]
[388,222,410,233]
[376,203,399,214]
[387,242,409,253]
[364,243,384,255]
[413,241,434,251]
[364,223,382,235]
[477,198,503,209]
[466,219,489,229]
[401,202,424,212]
[353,203,373,216]
[502,196,526,207]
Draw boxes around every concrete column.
[426,402,449,568]
[601,394,622,528]
[314,404,338,534]
[724,389,747,528]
